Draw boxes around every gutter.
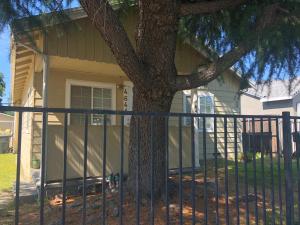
[260,96,293,102]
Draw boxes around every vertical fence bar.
[62,113,68,225]
[214,116,219,225]
[179,116,183,225]
[282,112,294,225]
[136,117,140,225]
[294,118,300,224]
[15,112,23,225]
[234,117,240,225]
[82,113,88,225]
[102,114,107,225]
[150,116,154,225]
[40,111,47,225]
[191,117,196,225]
[276,118,283,225]
[269,118,276,225]
[260,118,267,225]
[119,115,124,225]
[242,118,250,225]
[165,116,170,225]
[203,117,208,225]
[224,117,229,225]
[251,117,259,224]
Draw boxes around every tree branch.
[175,3,282,90]
[79,0,146,87]
[180,0,247,16]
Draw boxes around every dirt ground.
[6,174,277,225]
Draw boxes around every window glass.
[70,86,91,125]
[92,88,112,125]
[184,95,192,126]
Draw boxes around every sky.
[0,27,11,105]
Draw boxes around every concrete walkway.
[0,190,13,211]
[13,182,38,205]
[0,191,14,225]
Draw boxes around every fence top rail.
[0,106,284,119]
[290,116,300,120]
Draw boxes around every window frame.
[65,79,116,125]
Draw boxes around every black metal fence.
[2,106,300,225]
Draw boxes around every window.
[66,80,116,125]
[198,94,214,131]
[183,94,192,126]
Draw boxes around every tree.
[1,0,300,198]
[0,72,5,105]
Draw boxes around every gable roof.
[11,7,249,104]
[245,78,300,102]
[13,7,246,83]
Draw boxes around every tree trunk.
[127,86,175,199]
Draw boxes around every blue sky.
[0,27,11,105]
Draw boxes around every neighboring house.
[0,113,14,153]
[241,79,300,116]
[11,8,244,182]
[241,79,300,153]
[0,113,14,133]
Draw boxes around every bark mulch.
[16,175,269,225]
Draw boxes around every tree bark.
[127,86,175,198]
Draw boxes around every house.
[0,113,14,153]
[10,7,244,183]
[0,113,14,134]
[241,79,300,116]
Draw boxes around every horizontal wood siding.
[18,70,34,181]
[170,72,242,159]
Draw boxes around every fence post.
[282,111,294,225]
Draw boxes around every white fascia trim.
[260,96,293,102]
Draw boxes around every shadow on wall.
[44,116,243,182]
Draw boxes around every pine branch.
[175,3,282,90]
[180,0,247,16]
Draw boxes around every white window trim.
[65,79,117,125]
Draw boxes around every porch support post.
[41,54,49,187]
[42,55,49,107]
